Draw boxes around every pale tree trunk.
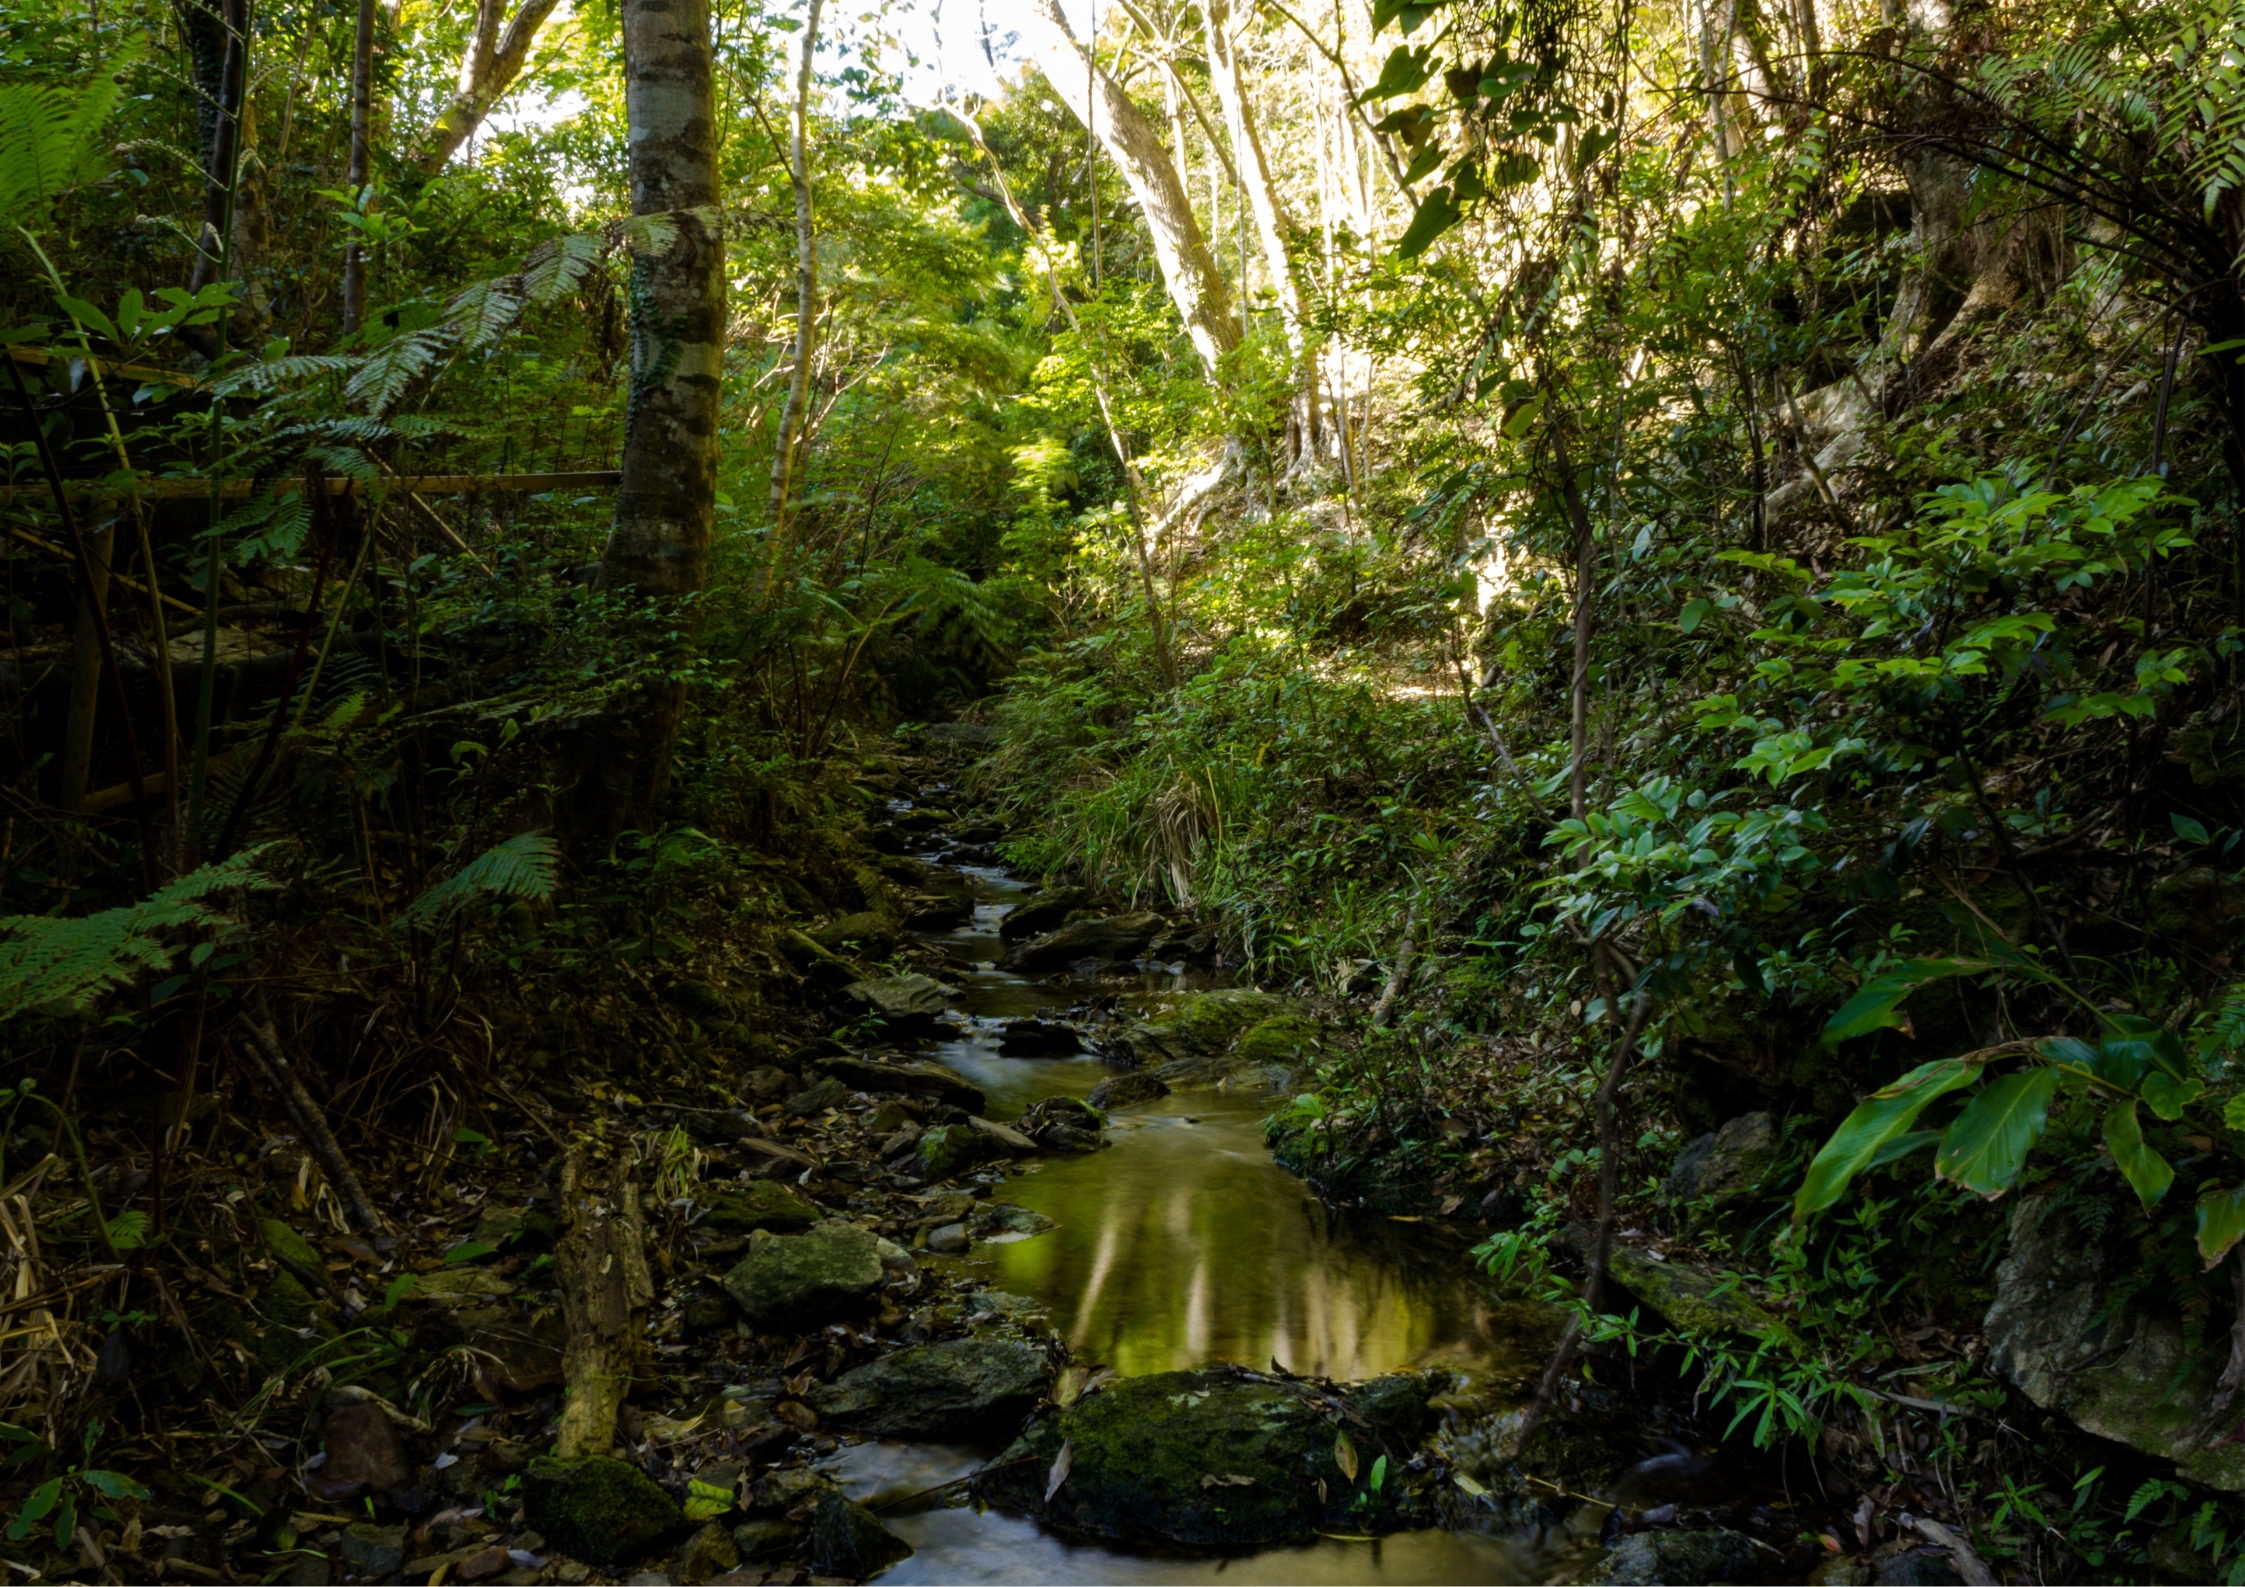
[411,0,560,174]
[554,1141,653,1458]
[341,0,374,335]
[763,0,823,590]
[1020,0,1236,373]
[574,0,723,835]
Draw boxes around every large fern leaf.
[0,845,282,1018]
[395,832,559,930]
[0,52,135,225]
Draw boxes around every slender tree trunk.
[763,0,823,590]
[572,0,723,835]
[58,523,115,811]
[1020,0,1236,373]
[412,0,562,174]
[341,0,374,335]
[183,0,248,340]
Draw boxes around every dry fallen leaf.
[1438,1194,1463,1215]
[1045,1439,1074,1502]
[1200,1473,1256,1488]
[1052,1365,1089,1407]
[1333,1429,1359,1482]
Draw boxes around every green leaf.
[1360,44,1435,101]
[6,1478,61,1541]
[1679,598,1711,634]
[382,1273,419,1313]
[1794,1058,1979,1221]
[2140,1071,2204,1122]
[682,1478,733,1522]
[1864,1129,1941,1170]
[1395,186,1460,259]
[2172,813,2212,845]
[1821,958,1988,1044]
[1936,1068,2060,1197]
[2104,1100,2175,1210]
[2200,1183,2245,1268]
[2225,1095,2245,1132]
[442,1241,497,1265]
[2101,1013,2189,1082]
[80,1470,149,1501]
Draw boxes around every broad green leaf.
[1794,1058,1978,1221]
[1679,598,1711,634]
[80,1470,149,1501]
[2101,1013,2188,1081]
[1864,1129,1941,1170]
[2140,1072,2204,1121]
[2104,1100,2174,1210]
[1396,186,1461,259]
[2172,813,2211,845]
[1936,1069,2060,1197]
[2200,1183,2245,1268]
[1821,959,1988,1044]
[2225,1095,2245,1133]
[682,1478,732,1522]
[6,1477,60,1540]
[382,1273,418,1313]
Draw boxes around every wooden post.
[555,1140,653,1457]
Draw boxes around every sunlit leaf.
[1794,1058,1978,1221]
[1936,1068,2059,1197]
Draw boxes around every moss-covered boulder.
[258,1219,333,1295]
[999,912,1165,970]
[1230,1014,1323,1070]
[776,929,860,992]
[977,1369,1438,1545]
[700,1180,819,1235]
[1591,1528,1761,1585]
[913,1123,991,1179]
[813,911,900,956]
[1104,990,1306,1084]
[521,1455,685,1566]
[722,1223,886,1330]
[1605,1249,1788,1340]
[840,973,956,1035]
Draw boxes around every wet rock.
[998,887,1088,943]
[1984,1194,2245,1490]
[671,1522,740,1584]
[810,1491,913,1578]
[809,1338,1052,1437]
[841,973,956,1034]
[1228,1014,1323,1071]
[812,911,899,956]
[339,1521,408,1578]
[403,1267,517,1306]
[522,1455,687,1567]
[967,1115,1038,1155]
[700,1180,819,1235]
[927,1222,971,1254]
[1110,989,1302,1079]
[775,930,859,993]
[312,1397,406,1497]
[965,1291,1048,1323]
[738,1066,798,1106]
[456,1545,512,1581]
[913,1123,993,1179]
[1661,1112,1778,1204]
[1590,1528,1761,1584]
[1605,1249,1784,1338]
[1000,911,1165,970]
[967,1202,1054,1241]
[730,1519,799,1561]
[783,1077,853,1117]
[1017,1095,1104,1139]
[903,892,973,929]
[996,1018,1083,1056]
[721,1223,886,1330]
[978,1368,1436,1545]
[735,1135,820,1181]
[1086,1072,1170,1111]
[815,1055,985,1114]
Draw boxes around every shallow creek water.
[818,848,1570,1583]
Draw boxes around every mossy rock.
[977,1369,1436,1545]
[1605,1249,1789,1342]
[521,1455,686,1566]
[258,1219,333,1294]
[255,1269,333,1372]
[721,1223,886,1330]
[700,1180,819,1235]
[914,1123,991,1180]
[1231,1014,1323,1069]
[814,911,899,956]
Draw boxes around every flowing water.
[819,836,1572,1583]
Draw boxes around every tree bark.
[341,0,375,335]
[554,1140,652,1458]
[58,522,114,812]
[1020,0,1236,373]
[411,0,562,174]
[572,0,723,835]
[763,0,823,589]
[183,0,248,306]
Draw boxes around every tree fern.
[395,832,559,930]
[0,845,282,1018]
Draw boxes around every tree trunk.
[571,0,723,835]
[1020,0,1236,373]
[411,0,562,174]
[184,0,248,307]
[58,522,114,812]
[554,1140,652,1458]
[341,0,375,335]
[763,0,824,589]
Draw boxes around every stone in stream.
[995,1017,1083,1056]
[913,1122,994,1179]
[521,1455,687,1566]
[977,1367,1440,1545]
[721,1224,887,1330]
[1589,1529,1762,1585]
[967,1114,1038,1155]
[670,1522,740,1585]
[840,973,957,1035]
[808,1338,1053,1437]
[809,1491,913,1578]
[903,891,974,929]
[999,911,1166,970]
[774,929,860,992]
[812,911,900,955]
[997,886,1088,942]
[967,1202,1054,1241]
[1107,989,1305,1082]
[815,1054,985,1114]
[1086,1072,1170,1111]
[699,1180,819,1235]
[926,1221,971,1253]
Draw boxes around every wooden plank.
[7,346,203,391]
[0,471,621,503]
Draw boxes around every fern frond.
[0,49,136,225]
[345,329,446,415]
[394,832,559,930]
[0,844,283,1018]
[522,233,606,305]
